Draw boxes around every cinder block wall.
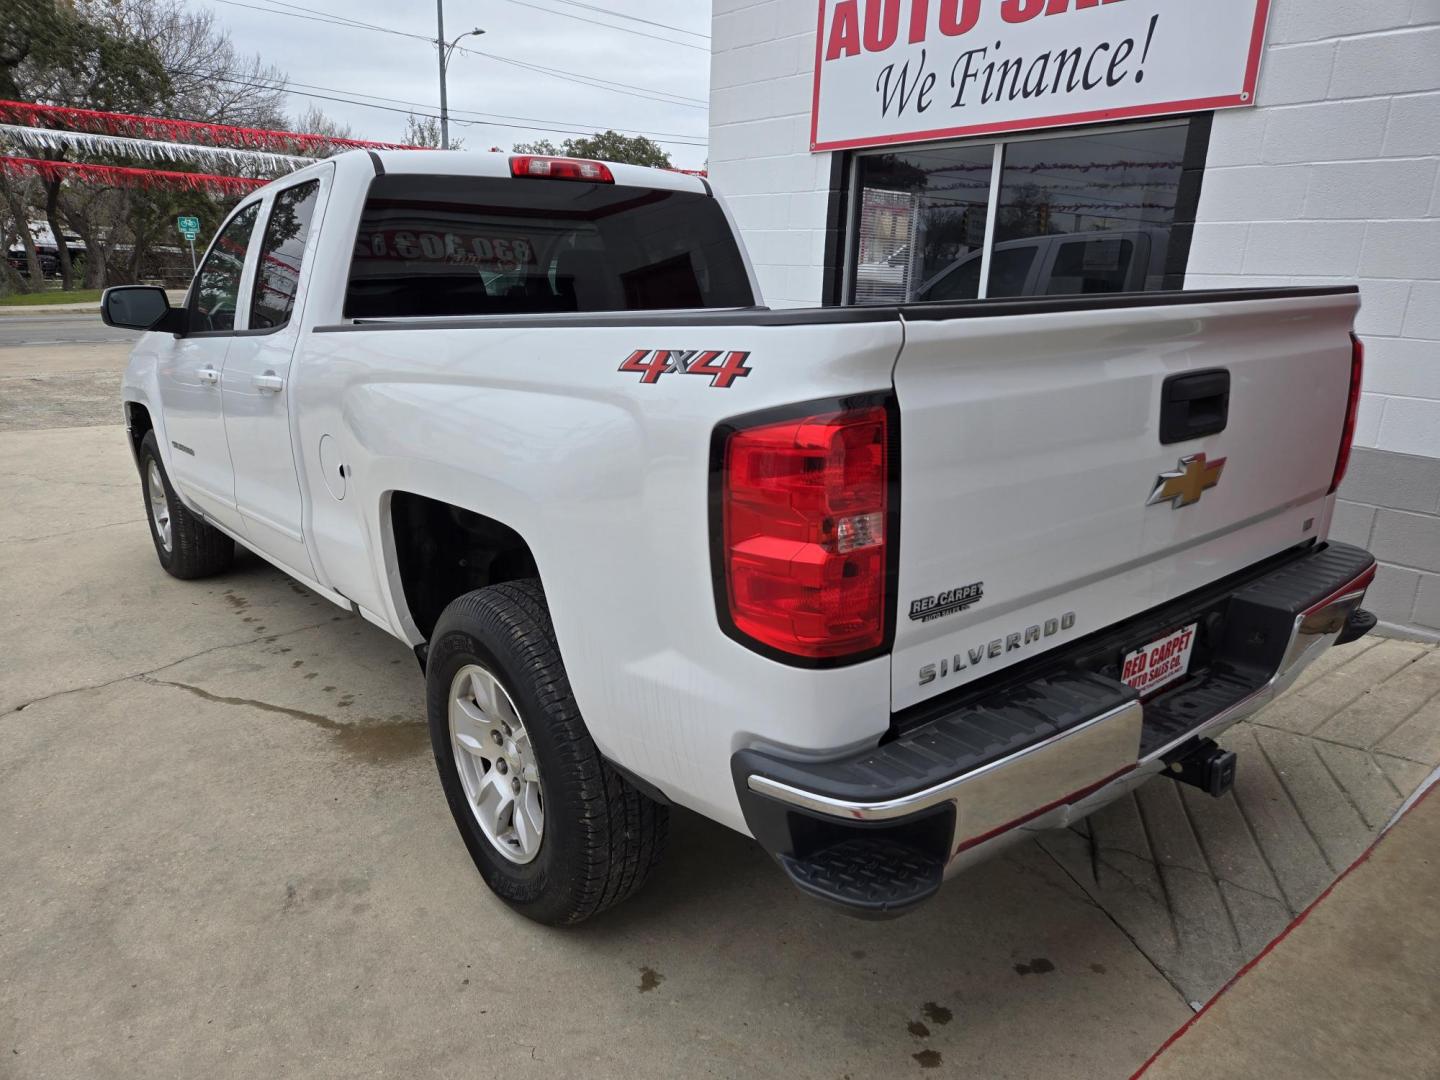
[709,0,833,308]
[1187,2,1440,636]
[710,0,1440,634]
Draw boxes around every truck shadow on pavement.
[4,544,1194,1079]
[200,556,1188,1066]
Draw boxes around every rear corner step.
[777,838,944,919]
[1336,608,1377,646]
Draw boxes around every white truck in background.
[105,150,1376,924]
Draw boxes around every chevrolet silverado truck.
[104,150,1377,924]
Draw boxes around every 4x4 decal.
[619,349,752,389]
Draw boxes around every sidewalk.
[1136,780,1440,1079]
[1041,636,1440,1004]
[0,300,103,315]
[0,290,186,315]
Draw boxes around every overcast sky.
[191,0,712,168]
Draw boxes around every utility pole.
[436,1,484,150]
[436,0,449,150]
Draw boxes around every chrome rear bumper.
[733,543,1377,915]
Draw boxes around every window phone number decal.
[354,230,536,272]
[619,349,753,389]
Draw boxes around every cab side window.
[191,203,260,333]
[251,181,320,330]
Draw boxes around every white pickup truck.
[105,150,1377,924]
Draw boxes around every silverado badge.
[1148,453,1226,510]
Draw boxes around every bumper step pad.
[778,838,943,918]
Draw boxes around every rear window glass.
[345,175,754,319]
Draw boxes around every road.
[1,332,1436,1079]
[0,311,139,347]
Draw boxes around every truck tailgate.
[891,290,1360,711]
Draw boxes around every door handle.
[197,366,220,386]
[253,373,285,394]
[1160,369,1230,445]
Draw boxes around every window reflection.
[850,122,1191,304]
[991,125,1186,296]
[853,143,993,304]
[252,181,320,330]
[192,203,258,332]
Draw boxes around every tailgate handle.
[1160,369,1230,445]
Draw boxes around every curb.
[0,305,102,316]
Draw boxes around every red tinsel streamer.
[0,155,267,195]
[0,99,426,155]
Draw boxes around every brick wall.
[709,0,1440,633]
[1186,1,1440,635]
[709,0,831,308]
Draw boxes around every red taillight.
[1330,333,1364,494]
[509,155,614,183]
[719,403,892,662]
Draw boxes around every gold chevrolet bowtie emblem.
[1148,453,1227,509]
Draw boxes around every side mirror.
[101,285,188,336]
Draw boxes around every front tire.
[426,580,668,925]
[137,431,234,579]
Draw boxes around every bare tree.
[403,113,460,150]
[82,0,288,127]
[290,105,354,159]
[8,0,292,291]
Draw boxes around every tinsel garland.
[0,99,426,155]
[0,123,310,173]
[0,155,268,195]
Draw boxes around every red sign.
[811,0,1273,152]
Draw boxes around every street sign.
[177,215,201,274]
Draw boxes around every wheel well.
[391,493,539,641]
[125,401,153,465]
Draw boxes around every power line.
[527,0,709,39]
[168,68,708,147]
[207,0,427,41]
[468,50,706,108]
[175,61,704,137]
[207,0,707,108]
[279,77,705,139]
[495,0,707,51]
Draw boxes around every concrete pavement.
[1,331,1437,1078]
[1137,786,1440,1079]
[0,316,141,432]
[0,420,1193,1080]
[1041,636,1440,1005]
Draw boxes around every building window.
[846,119,1207,305]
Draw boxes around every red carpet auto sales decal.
[811,0,1273,151]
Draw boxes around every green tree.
[2,0,171,289]
[513,130,670,169]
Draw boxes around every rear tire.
[426,580,668,925]
[138,431,234,579]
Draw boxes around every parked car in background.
[914,228,1170,302]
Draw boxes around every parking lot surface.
[2,330,1437,1078]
